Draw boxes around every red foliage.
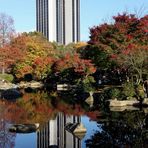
[0,44,23,71]
[110,54,118,59]
[86,111,100,121]
[33,57,53,67]
[89,13,147,48]
[54,53,96,76]
[88,13,148,68]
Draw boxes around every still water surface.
[0,89,148,148]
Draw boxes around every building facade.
[36,0,80,44]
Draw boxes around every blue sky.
[0,0,148,41]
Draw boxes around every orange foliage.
[0,44,23,71]
[54,53,96,76]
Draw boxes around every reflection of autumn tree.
[16,91,54,124]
[0,102,16,148]
[0,92,54,125]
[85,111,148,147]
[56,102,100,120]
[51,94,100,120]
[19,91,100,122]
[0,90,100,128]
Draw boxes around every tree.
[0,45,23,73]
[0,13,15,47]
[118,45,148,84]
[78,44,114,70]
[86,13,148,83]
[11,32,55,80]
[88,13,148,50]
[54,53,96,76]
[52,52,96,84]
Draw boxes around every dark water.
[0,89,148,148]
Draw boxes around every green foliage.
[122,82,136,98]
[109,88,121,99]
[52,42,76,58]
[82,76,96,92]
[79,45,114,70]
[0,73,14,82]
[135,84,145,99]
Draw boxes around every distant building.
[36,0,80,44]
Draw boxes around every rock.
[1,89,22,100]
[65,123,79,132]
[65,122,87,139]
[109,99,139,107]
[110,106,139,112]
[9,123,39,134]
[57,84,69,91]
[0,82,17,90]
[18,81,43,89]
[73,123,87,134]
[143,98,148,105]
[85,91,94,107]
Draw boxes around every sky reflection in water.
[0,89,148,148]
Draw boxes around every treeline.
[0,13,147,90]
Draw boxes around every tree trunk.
[2,66,5,74]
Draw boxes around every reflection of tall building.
[36,0,80,45]
[37,113,81,148]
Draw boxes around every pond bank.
[0,81,43,90]
[108,98,148,107]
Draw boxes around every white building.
[36,0,80,44]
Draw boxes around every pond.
[0,88,148,148]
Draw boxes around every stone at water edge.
[73,123,87,134]
[9,123,40,133]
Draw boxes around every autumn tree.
[52,52,96,84]
[84,13,148,83]
[11,32,55,80]
[0,13,15,47]
[52,42,77,59]
[88,13,148,52]
[118,45,148,84]
[0,45,23,74]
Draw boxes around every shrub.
[0,73,14,82]
[109,88,121,99]
[82,76,95,92]
[122,82,136,98]
[135,84,145,99]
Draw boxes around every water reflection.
[0,89,148,148]
[0,102,16,148]
[0,89,100,148]
[37,114,82,148]
[0,119,16,148]
[86,110,148,148]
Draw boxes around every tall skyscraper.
[36,0,80,45]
